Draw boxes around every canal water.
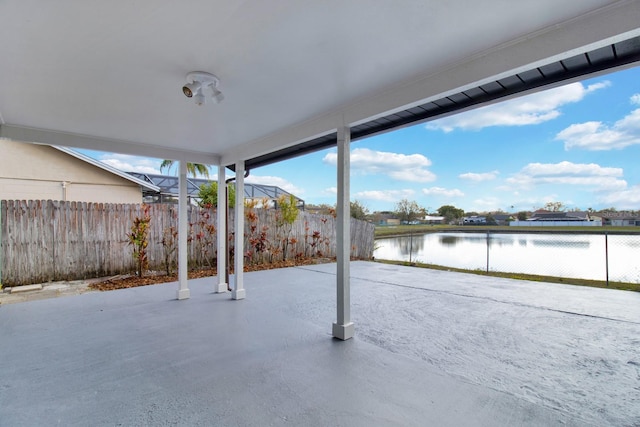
[374,232,640,283]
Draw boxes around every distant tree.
[517,211,528,221]
[395,199,423,223]
[350,200,369,220]
[437,205,464,224]
[543,201,565,212]
[198,181,236,208]
[160,160,210,179]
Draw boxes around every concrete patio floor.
[1,261,638,426]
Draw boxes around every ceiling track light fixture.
[182,71,224,106]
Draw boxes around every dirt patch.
[90,257,335,292]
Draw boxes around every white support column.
[215,164,228,293]
[232,161,246,300]
[333,125,354,340]
[176,160,190,300]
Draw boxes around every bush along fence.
[0,200,375,286]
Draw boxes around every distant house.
[126,172,305,209]
[510,210,601,227]
[463,216,486,225]
[375,212,400,226]
[492,214,513,226]
[598,212,640,226]
[528,210,591,222]
[0,139,158,203]
[422,215,445,224]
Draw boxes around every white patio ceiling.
[1,1,639,167]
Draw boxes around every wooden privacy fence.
[0,200,374,286]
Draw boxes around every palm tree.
[159,160,210,179]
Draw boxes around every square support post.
[215,164,228,293]
[333,125,354,340]
[176,160,190,300]
[232,161,246,300]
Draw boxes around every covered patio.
[2,1,640,340]
[2,3,640,424]
[1,262,638,425]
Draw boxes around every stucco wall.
[0,139,142,203]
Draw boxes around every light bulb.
[194,90,206,106]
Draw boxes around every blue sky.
[84,66,640,213]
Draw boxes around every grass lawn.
[375,259,640,293]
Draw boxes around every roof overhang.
[238,35,640,170]
[1,1,639,168]
[52,146,160,192]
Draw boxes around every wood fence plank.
[0,201,373,285]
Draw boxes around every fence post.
[409,231,413,264]
[605,232,609,287]
[486,231,490,273]
[0,200,3,285]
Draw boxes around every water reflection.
[488,235,515,247]
[439,235,460,246]
[374,232,640,283]
[398,234,425,256]
[463,235,489,244]
[530,239,590,248]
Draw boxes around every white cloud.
[388,168,437,182]
[354,189,415,202]
[323,148,436,183]
[599,185,640,209]
[99,154,160,174]
[323,187,337,195]
[470,197,502,212]
[631,93,640,105]
[506,161,626,192]
[426,81,610,132]
[245,175,304,195]
[459,170,499,182]
[520,161,622,177]
[555,108,640,150]
[422,187,464,197]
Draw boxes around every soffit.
[1,1,638,165]
[241,36,640,170]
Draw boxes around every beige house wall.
[0,139,142,203]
